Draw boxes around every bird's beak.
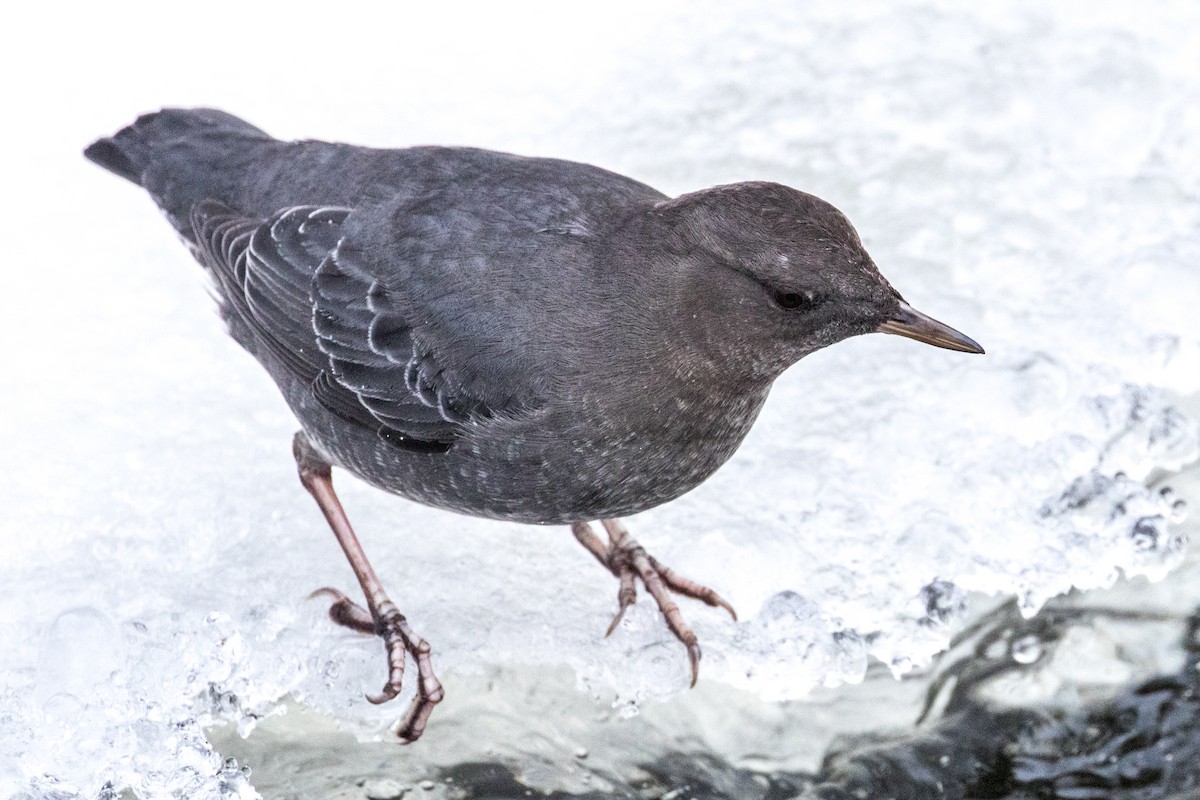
[877,301,985,354]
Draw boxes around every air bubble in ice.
[35,607,123,705]
[1011,635,1044,665]
[1131,518,1163,551]
[364,778,407,799]
[920,580,967,626]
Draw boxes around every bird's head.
[646,181,983,379]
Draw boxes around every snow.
[2,1,1199,797]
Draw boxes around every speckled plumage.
[86,108,923,525]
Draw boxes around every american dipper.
[85,108,983,741]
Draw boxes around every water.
[2,2,1199,797]
[212,455,1200,798]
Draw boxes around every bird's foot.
[571,519,737,687]
[309,587,445,742]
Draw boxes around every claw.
[367,684,403,705]
[395,641,446,743]
[605,552,638,636]
[686,640,701,688]
[605,605,630,638]
[309,587,377,634]
[294,431,444,741]
[395,686,442,743]
[649,556,738,621]
[575,519,735,687]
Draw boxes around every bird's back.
[85,108,662,239]
[85,108,672,432]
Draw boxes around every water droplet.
[420,780,436,791]
[42,692,84,718]
[364,778,407,799]
[1011,634,1043,664]
[1131,518,1161,551]
[574,747,589,759]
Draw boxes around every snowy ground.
[2,2,1199,797]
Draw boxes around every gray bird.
[85,108,983,742]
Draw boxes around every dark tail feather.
[83,108,270,187]
[83,137,143,184]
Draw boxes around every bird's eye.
[774,290,820,310]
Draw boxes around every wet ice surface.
[209,482,1200,799]
[3,1,1200,797]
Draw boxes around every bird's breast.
[454,380,772,522]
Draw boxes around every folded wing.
[190,201,502,453]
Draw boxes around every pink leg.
[294,432,444,743]
[571,518,737,687]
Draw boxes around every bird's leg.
[293,432,444,743]
[570,518,737,687]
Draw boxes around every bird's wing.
[190,201,500,452]
[328,179,594,424]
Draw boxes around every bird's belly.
[298,388,769,525]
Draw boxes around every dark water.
[210,589,1200,800]
[422,603,1200,800]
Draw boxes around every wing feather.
[189,201,495,452]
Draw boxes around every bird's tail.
[84,108,269,186]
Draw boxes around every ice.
[3,1,1200,797]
